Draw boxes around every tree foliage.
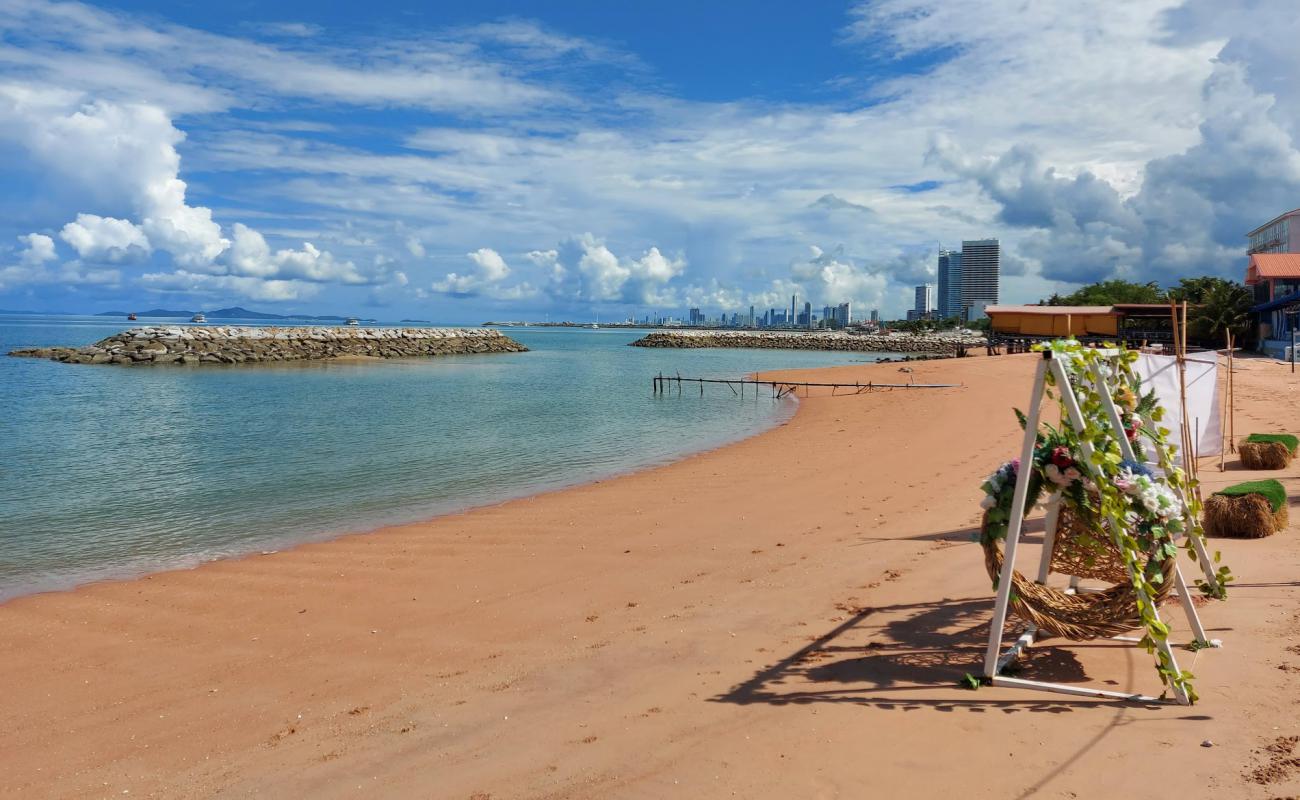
[1186,280,1252,343]
[1044,280,1164,306]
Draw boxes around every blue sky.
[1,0,1297,322]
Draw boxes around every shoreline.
[4,354,1300,797]
[0,387,802,605]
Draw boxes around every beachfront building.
[937,249,962,319]
[1246,252,1300,358]
[959,239,1000,320]
[836,301,852,326]
[1247,209,1300,255]
[987,304,1176,345]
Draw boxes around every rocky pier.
[629,330,986,355]
[9,326,529,366]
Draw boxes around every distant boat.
[127,313,137,321]
[346,317,360,326]
[590,323,599,329]
[190,313,207,323]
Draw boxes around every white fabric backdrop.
[1132,353,1221,462]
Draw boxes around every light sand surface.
[3,353,1300,798]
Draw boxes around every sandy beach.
[3,353,1300,798]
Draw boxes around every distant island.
[95,307,377,322]
[399,318,433,324]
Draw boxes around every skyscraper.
[914,284,934,315]
[959,239,1000,320]
[790,294,797,328]
[937,249,963,319]
[836,301,851,326]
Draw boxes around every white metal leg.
[983,357,1049,679]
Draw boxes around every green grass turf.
[1245,433,1299,454]
[1215,479,1288,512]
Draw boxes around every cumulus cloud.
[59,214,151,263]
[0,85,380,303]
[432,247,537,299]
[929,60,1300,285]
[18,233,57,266]
[2,233,120,290]
[557,233,685,305]
[139,270,318,301]
[7,0,1300,316]
[226,223,368,283]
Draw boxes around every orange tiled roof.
[1246,253,1300,284]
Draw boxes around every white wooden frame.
[981,349,1221,706]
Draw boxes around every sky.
[1,0,1298,322]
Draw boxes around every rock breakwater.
[10,326,528,365]
[630,330,985,354]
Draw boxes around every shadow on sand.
[710,596,1183,713]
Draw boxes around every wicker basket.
[981,506,1177,640]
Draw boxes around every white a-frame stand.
[982,349,1221,706]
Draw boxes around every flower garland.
[978,340,1232,703]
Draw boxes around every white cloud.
[558,233,685,304]
[226,223,369,283]
[0,1,563,114]
[5,0,1300,316]
[18,233,57,266]
[139,270,318,301]
[928,60,1300,285]
[432,247,536,299]
[59,214,151,263]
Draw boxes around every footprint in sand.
[1245,736,1300,786]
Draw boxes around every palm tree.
[1188,281,1252,344]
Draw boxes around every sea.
[0,314,901,601]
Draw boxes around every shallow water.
[0,315,900,599]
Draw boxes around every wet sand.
[3,353,1300,798]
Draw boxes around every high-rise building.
[836,301,851,327]
[914,284,934,315]
[870,308,879,324]
[790,294,797,328]
[688,307,702,326]
[1247,209,1300,254]
[959,239,1000,320]
[748,305,756,327]
[937,249,963,319]
[803,301,813,329]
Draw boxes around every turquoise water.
[0,315,899,600]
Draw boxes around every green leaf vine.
[978,339,1232,703]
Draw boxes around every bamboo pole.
[1228,330,1236,452]
[1220,330,1229,471]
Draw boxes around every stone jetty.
[630,329,986,354]
[9,326,528,365]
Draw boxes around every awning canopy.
[1252,289,1300,314]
